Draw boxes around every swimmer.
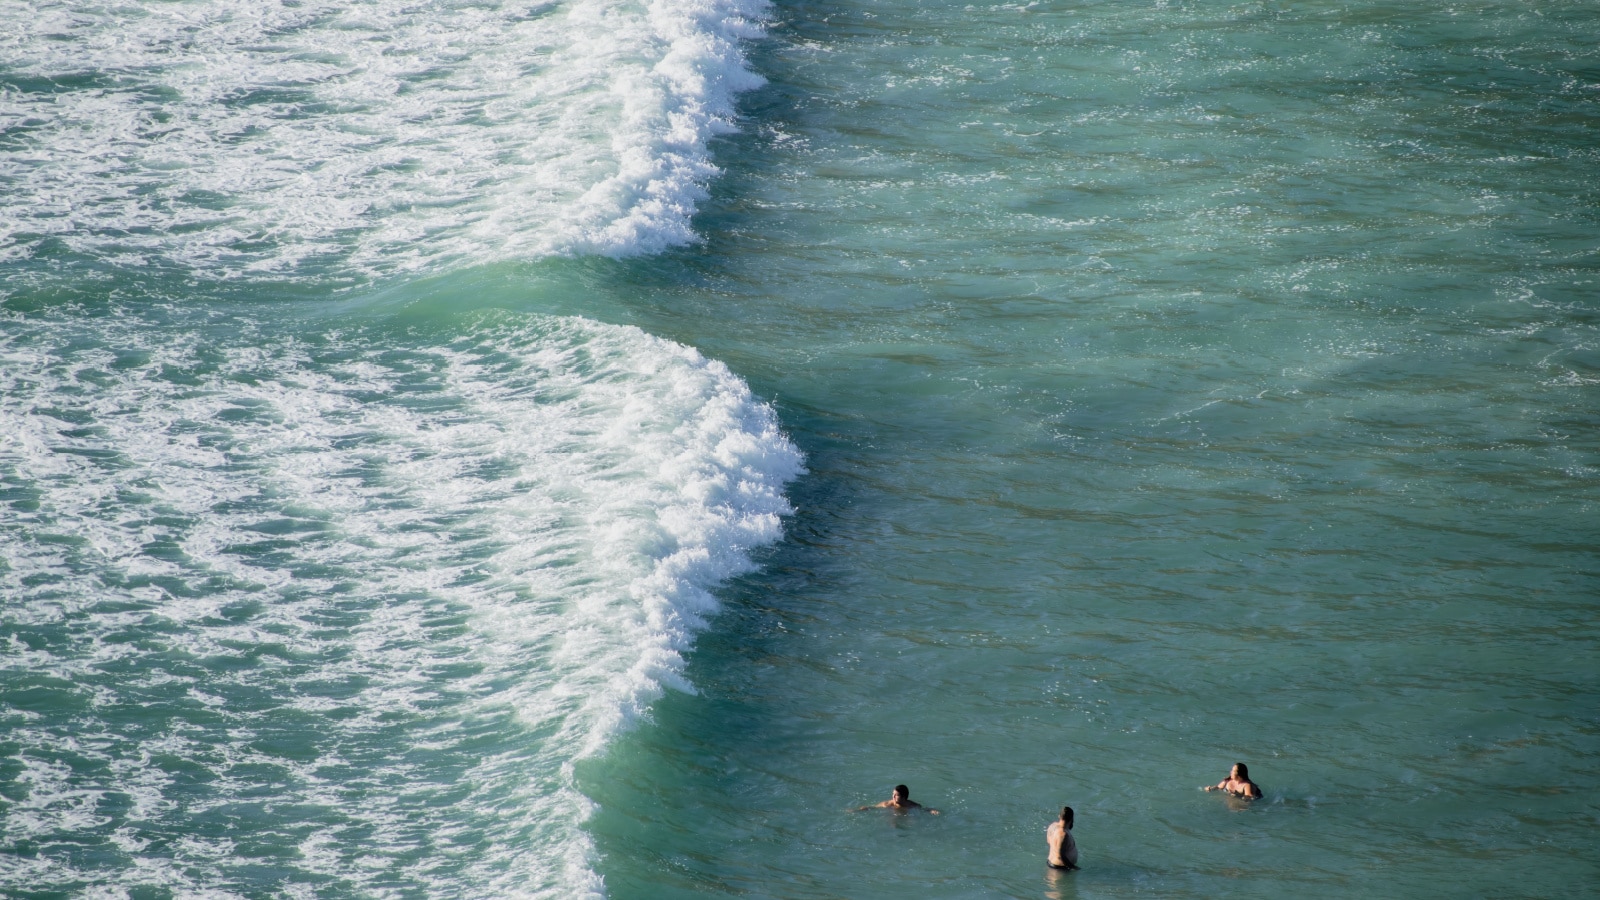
[1046,806,1078,870]
[1202,762,1263,799]
[856,784,940,814]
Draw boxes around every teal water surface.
[577,0,1600,897]
[3,0,1598,898]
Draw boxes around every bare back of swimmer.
[1046,806,1078,870]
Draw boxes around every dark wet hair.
[894,784,909,797]
[1233,763,1249,779]
[1060,806,1074,826]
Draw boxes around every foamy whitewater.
[1,1,794,892]
[0,0,768,277]
[8,0,1599,896]
[0,310,802,896]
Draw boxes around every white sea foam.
[0,311,804,896]
[0,0,768,278]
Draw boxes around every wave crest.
[0,310,803,896]
[0,0,770,278]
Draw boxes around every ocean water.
[2,0,1597,898]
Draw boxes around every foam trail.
[0,0,769,279]
[0,310,805,897]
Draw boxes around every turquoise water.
[3,0,1598,897]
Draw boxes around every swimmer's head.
[1060,806,1074,827]
[894,785,909,800]
[1232,763,1249,780]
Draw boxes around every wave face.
[0,0,768,279]
[0,309,804,897]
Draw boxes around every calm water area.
[2,0,1597,897]
[582,1,1600,896]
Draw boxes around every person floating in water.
[1202,762,1263,799]
[857,784,939,814]
[1046,806,1078,870]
